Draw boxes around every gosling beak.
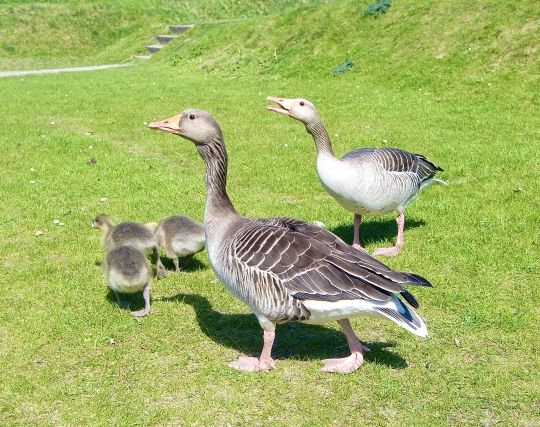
[266,96,294,115]
[148,114,182,135]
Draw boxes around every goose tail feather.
[374,295,428,337]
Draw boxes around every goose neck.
[306,119,335,158]
[196,137,238,226]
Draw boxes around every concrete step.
[146,45,163,53]
[156,34,177,44]
[169,24,194,34]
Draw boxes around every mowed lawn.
[0,63,538,425]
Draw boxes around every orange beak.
[148,114,181,135]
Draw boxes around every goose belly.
[301,299,386,324]
[107,269,148,294]
[170,237,205,257]
[317,161,418,215]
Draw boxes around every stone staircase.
[134,24,193,59]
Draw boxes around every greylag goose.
[91,214,167,277]
[267,97,447,257]
[103,245,152,317]
[148,109,431,374]
[155,215,206,274]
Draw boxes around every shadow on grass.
[159,293,407,369]
[330,217,425,246]
[157,255,207,274]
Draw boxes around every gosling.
[91,214,166,277]
[104,245,152,317]
[155,215,205,275]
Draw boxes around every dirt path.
[0,63,131,78]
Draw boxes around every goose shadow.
[157,255,207,274]
[159,293,407,369]
[330,217,425,247]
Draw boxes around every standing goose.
[104,245,152,317]
[149,109,431,374]
[267,97,447,257]
[91,214,167,277]
[155,215,206,274]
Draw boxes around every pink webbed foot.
[321,352,365,374]
[228,356,276,372]
[372,245,402,257]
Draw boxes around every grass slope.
[0,0,328,69]
[0,0,539,425]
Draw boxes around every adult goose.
[267,97,447,257]
[149,109,431,374]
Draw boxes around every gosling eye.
[189,114,196,120]
[299,101,305,106]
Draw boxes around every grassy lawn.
[1,0,539,425]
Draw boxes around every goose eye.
[189,114,196,120]
[299,101,305,106]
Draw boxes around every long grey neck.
[306,118,335,158]
[196,137,238,229]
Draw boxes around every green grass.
[1,0,539,425]
[0,0,328,69]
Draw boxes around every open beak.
[266,96,294,115]
[148,114,181,135]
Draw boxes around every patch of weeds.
[331,58,354,76]
[2,43,16,53]
[364,0,392,17]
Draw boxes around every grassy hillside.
[0,0,539,425]
[159,0,539,100]
[0,0,328,69]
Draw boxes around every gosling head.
[148,109,222,145]
[266,96,319,125]
[91,214,113,231]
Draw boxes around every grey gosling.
[155,215,205,274]
[267,97,447,257]
[149,109,431,374]
[104,245,152,317]
[91,214,167,278]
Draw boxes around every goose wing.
[234,217,430,306]
[342,147,443,183]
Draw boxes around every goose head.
[148,109,222,145]
[267,96,319,124]
[91,214,113,230]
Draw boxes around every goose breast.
[316,151,420,215]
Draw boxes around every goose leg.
[321,319,369,374]
[352,214,366,252]
[131,283,151,317]
[173,256,180,273]
[228,329,276,372]
[154,247,168,279]
[372,212,405,257]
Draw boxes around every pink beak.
[266,96,294,115]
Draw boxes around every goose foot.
[372,245,401,257]
[321,352,364,374]
[131,307,150,317]
[228,356,276,372]
[157,267,168,279]
[130,284,151,317]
